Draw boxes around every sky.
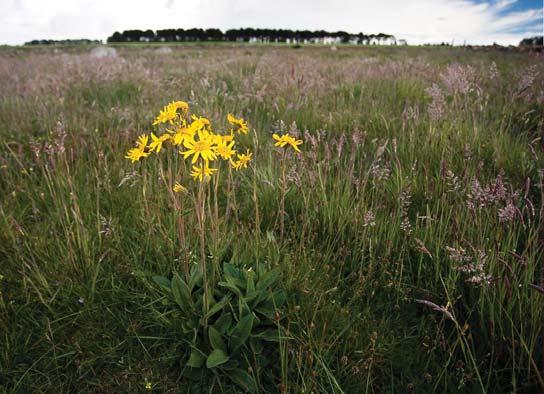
[1,0,542,45]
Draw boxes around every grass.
[0,44,543,393]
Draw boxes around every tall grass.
[0,44,543,392]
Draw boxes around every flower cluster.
[125,101,252,183]
[273,133,303,153]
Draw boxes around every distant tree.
[26,38,101,46]
[205,28,223,41]
[519,36,543,46]
[107,32,123,43]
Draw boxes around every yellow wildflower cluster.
[125,101,253,183]
[273,133,303,153]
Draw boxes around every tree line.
[106,28,399,45]
[24,39,101,46]
[519,36,543,47]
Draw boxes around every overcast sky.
[1,0,542,45]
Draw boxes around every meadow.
[0,44,543,393]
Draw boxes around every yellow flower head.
[136,134,149,150]
[145,381,152,391]
[216,140,236,160]
[171,101,189,113]
[181,129,217,163]
[273,133,303,153]
[173,182,187,193]
[125,134,150,163]
[125,147,148,163]
[221,132,235,143]
[149,133,171,153]
[170,123,194,146]
[190,115,212,133]
[153,101,189,126]
[191,164,218,182]
[227,113,249,134]
[231,149,252,170]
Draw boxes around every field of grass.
[0,44,543,393]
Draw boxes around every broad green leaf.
[171,273,192,309]
[218,281,242,298]
[152,276,171,292]
[257,269,279,290]
[253,328,284,342]
[188,268,203,292]
[229,313,254,353]
[220,359,239,370]
[228,368,257,393]
[214,313,233,334]
[246,271,256,294]
[223,263,246,289]
[244,291,259,305]
[206,349,229,368]
[253,289,269,305]
[186,349,206,368]
[250,337,263,354]
[208,326,227,352]
[203,295,230,321]
[255,302,276,319]
[271,290,286,306]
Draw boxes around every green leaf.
[246,271,256,294]
[253,289,269,306]
[253,328,283,342]
[171,273,192,309]
[257,269,279,290]
[186,349,206,368]
[250,337,263,354]
[218,281,242,298]
[228,368,257,393]
[152,276,171,292]
[206,349,229,368]
[214,313,233,334]
[271,290,286,307]
[223,263,246,289]
[244,291,259,305]
[220,359,239,371]
[188,267,203,292]
[208,326,227,352]
[255,302,276,319]
[203,295,230,321]
[229,313,254,353]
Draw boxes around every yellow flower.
[136,134,149,150]
[273,133,303,153]
[227,113,249,134]
[231,149,252,170]
[149,133,171,153]
[191,164,218,182]
[173,182,187,193]
[125,148,148,163]
[171,100,189,113]
[153,101,189,126]
[220,132,234,143]
[145,381,152,391]
[181,130,217,163]
[170,123,194,146]
[216,140,236,160]
[190,115,212,133]
[153,105,177,126]
[125,134,149,163]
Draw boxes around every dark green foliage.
[152,263,286,392]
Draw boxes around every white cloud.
[0,0,541,45]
